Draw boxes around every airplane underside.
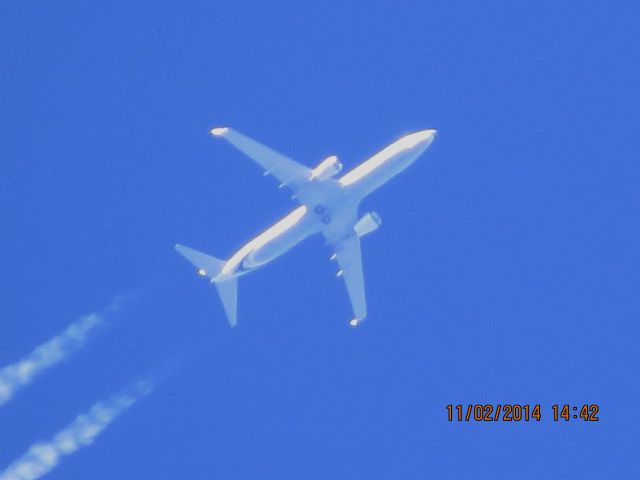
[176,126,436,327]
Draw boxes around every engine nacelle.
[311,155,343,181]
[353,212,382,237]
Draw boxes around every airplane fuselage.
[218,129,436,280]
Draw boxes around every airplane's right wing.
[330,234,367,325]
[211,127,312,195]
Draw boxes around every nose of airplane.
[400,128,437,150]
[415,128,437,145]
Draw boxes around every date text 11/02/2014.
[446,404,599,422]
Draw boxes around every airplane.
[175,127,437,327]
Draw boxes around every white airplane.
[176,127,437,327]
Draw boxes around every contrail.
[0,295,131,407]
[0,380,153,480]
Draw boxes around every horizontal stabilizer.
[175,244,225,280]
[215,278,238,327]
[175,244,238,326]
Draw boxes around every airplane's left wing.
[331,234,367,326]
[210,127,312,195]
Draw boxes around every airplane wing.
[331,234,367,325]
[211,127,312,195]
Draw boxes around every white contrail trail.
[0,380,153,480]
[0,295,132,407]
[0,314,104,406]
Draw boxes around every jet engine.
[353,212,382,237]
[311,155,343,181]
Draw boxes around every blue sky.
[1,1,638,478]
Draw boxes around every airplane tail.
[213,278,238,327]
[174,244,238,327]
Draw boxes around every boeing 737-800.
[176,127,437,327]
